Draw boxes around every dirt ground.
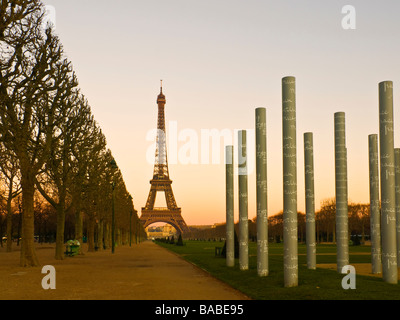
[0,241,250,300]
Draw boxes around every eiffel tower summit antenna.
[140,83,190,236]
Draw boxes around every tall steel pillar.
[379,80,398,284]
[304,132,316,270]
[282,76,298,287]
[334,112,349,272]
[238,130,249,271]
[225,145,235,267]
[368,134,382,274]
[394,148,400,267]
[256,108,268,276]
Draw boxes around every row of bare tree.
[0,0,145,266]
[189,198,371,243]
[268,199,370,243]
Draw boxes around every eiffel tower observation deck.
[140,82,190,236]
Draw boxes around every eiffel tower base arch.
[140,209,191,237]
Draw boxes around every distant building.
[211,222,225,229]
[189,225,213,230]
[145,224,178,238]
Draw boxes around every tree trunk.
[87,215,95,252]
[74,204,84,255]
[6,197,13,252]
[20,176,39,267]
[55,203,66,260]
[17,203,22,246]
[97,220,104,251]
[103,222,110,249]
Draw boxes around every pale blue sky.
[42,0,400,225]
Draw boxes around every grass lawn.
[156,240,400,300]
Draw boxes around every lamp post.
[129,209,133,247]
[134,209,138,244]
[110,159,118,254]
[128,195,132,247]
[128,194,133,247]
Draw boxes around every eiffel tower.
[140,82,190,235]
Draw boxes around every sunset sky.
[42,0,400,226]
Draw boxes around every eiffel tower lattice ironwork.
[140,82,190,235]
